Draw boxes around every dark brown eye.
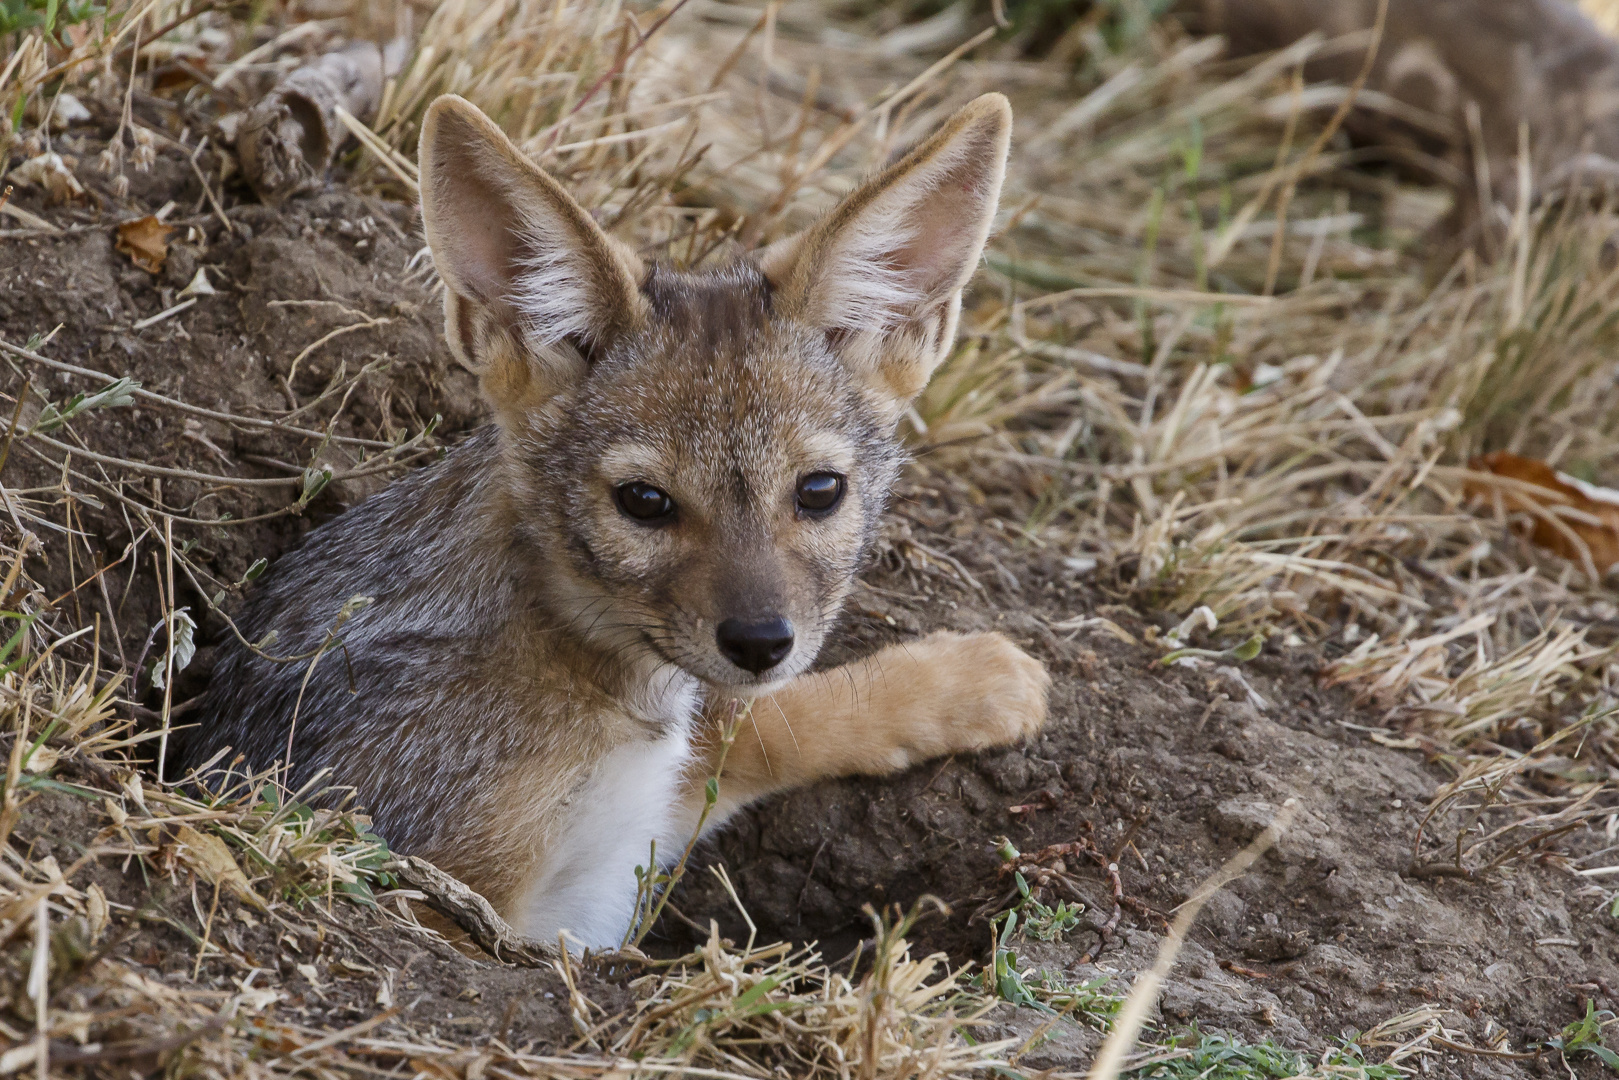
[796,472,845,515]
[616,482,676,523]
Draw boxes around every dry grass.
[3,0,1619,1075]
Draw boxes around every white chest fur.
[512,723,697,951]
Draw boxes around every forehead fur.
[639,261,773,352]
[564,260,885,472]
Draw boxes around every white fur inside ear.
[819,214,926,332]
[509,213,597,347]
[816,125,1003,335]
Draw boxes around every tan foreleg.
[681,630,1049,835]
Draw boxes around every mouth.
[636,623,818,689]
[640,634,801,689]
[716,667,792,690]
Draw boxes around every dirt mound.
[1,116,482,693]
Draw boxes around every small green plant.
[1,0,108,37]
[1126,1028,1404,1080]
[30,377,138,434]
[624,699,751,949]
[1158,632,1264,667]
[1011,870,1086,941]
[980,904,1123,1030]
[1544,1001,1619,1072]
[146,607,196,690]
[0,611,37,678]
[983,906,1039,1009]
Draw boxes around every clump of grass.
[1402,709,1617,881]
[363,0,714,227]
[1322,614,1610,732]
[1545,1000,1619,1071]
[606,900,1012,1077]
[982,905,1123,1026]
[1126,1028,1405,1080]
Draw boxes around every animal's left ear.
[761,93,1011,420]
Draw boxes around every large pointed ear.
[419,95,647,423]
[761,93,1011,421]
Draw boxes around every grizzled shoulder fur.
[179,427,522,819]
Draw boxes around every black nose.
[716,616,794,674]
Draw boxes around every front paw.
[900,631,1050,759]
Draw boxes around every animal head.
[419,93,1010,690]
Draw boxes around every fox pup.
[182,92,1050,950]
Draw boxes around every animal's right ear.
[419,95,646,421]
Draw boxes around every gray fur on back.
[178,427,525,852]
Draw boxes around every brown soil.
[0,108,484,695]
[3,110,1616,1078]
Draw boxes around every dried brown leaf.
[85,882,109,943]
[174,824,268,911]
[115,215,175,274]
[1467,451,1619,572]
